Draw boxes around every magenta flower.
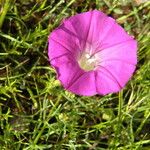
[48,10,137,96]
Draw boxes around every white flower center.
[78,51,98,71]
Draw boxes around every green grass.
[0,0,150,149]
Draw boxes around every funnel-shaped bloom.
[48,10,137,96]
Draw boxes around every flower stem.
[113,90,123,149]
[118,90,123,125]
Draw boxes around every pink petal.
[95,69,121,95]
[48,38,71,61]
[48,10,94,61]
[48,25,80,61]
[68,71,97,96]
[86,10,113,44]
[97,61,136,92]
[97,40,137,65]
[86,10,133,51]
[99,20,133,50]
[95,35,137,95]
[51,54,85,89]
[63,11,94,50]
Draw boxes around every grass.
[0,0,150,149]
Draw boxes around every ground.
[0,0,150,149]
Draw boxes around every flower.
[48,10,137,96]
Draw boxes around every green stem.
[118,90,123,124]
[0,0,11,29]
[113,90,123,149]
[33,97,60,145]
